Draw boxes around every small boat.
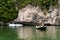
[9,24,23,28]
[36,25,44,28]
[36,25,46,30]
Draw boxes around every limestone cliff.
[15,4,59,25]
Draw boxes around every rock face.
[15,4,59,25]
[15,5,44,22]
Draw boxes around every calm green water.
[0,26,60,40]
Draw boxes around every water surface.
[17,26,60,40]
[0,26,60,40]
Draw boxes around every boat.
[36,25,46,30]
[9,24,23,28]
[36,25,43,28]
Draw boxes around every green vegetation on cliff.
[18,0,58,9]
[0,0,18,23]
[0,0,58,23]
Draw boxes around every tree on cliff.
[17,0,58,10]
[0,0,18,23]
[0,0,58,23]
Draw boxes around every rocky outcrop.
[55,17,60,25]
[15,4,59,25]
[15,5,44,22]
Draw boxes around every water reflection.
[16,26,59,40]
[17,26,35,39]
[36,29,46,38]
[46,26,56,39]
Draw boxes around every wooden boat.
[36,25,46,30]
[36,26,42,28]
